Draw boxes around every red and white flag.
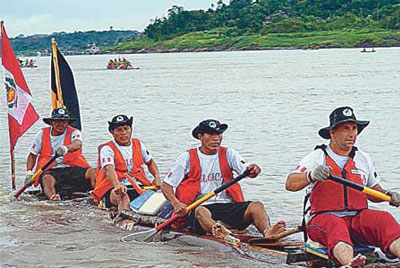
[1,21,39,152]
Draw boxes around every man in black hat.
[92,114,161,211]
[286,106,400,267]
[25,108,96,201]
[161,119,286,240]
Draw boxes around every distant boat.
[106,58,139,70]
[19,59,37,68]
[361,48,376,53]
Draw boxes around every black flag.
[51,38,82,130]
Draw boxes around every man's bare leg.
[243,201,286,238]
[195,206,217,233]
[110,191,130,211]
[42,174,60,201]
[389,237,400,258]
[85,167,96,189]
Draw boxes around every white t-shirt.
[291,145,380,217]
[164,147,251,205]
[99,140,152,185]
[29,127,83,165]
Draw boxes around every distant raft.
[106,58,139,70]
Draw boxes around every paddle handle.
[329,175,391,202]
[155,169,251,232]
[13,184,29,198]
[14,154,59,198]
[143,185,156,190]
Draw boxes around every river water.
[1,48,399,267]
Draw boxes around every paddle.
[143,185,156,190]
[14,154,59,198]
[122,169,251,243]
[329,175,391,202]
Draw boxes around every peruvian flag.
[1,21,39,152]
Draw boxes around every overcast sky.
[2,0,227,38]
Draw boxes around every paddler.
[161,119,286,239]
[286,106,400,267]
[92,114,161,211]
[25,108,96,201]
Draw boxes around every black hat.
[108,114,133,132]
[43,108,75,125]
[192,119,228,139]
[318,106,370,139]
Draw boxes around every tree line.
[143,0,400,41]
[11,30,138,56]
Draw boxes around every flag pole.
[51,38,63,108]
[1,20,16,190]
[11,150,16,189]
[2,21,39,190]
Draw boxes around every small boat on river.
[106,58,139,70]
[361,48,376,53]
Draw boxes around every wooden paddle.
[14,154,59,198]
[122,169,251,243]
[143,185,156,190]
[249,241,304,248]
[329,175,391,202]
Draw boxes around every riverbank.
[106,28,400,54]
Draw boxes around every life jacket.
[310,145,368,215]
[175,147,245,206]
[92,138,151,202]
[34,126,90,186]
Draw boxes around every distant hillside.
[107,0,400,52]
[142,0,400,41]
[10,30,139,56]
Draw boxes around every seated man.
[286,106,400,267]
[161,119,286,238]
[92,114,161,211]
[25,108,96,201]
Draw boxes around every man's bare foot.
[340,254,367,267]
[263,220,286,238]
[49,194,61,201]
[211,223,241,246]
[211,223,231,238]
[349,254,366,267]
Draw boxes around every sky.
[2,0,227,38]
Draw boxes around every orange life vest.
[34,126,90,186]
[175,147,245,206]
[92,138,151,202]
[310,145,368,215]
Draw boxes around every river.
[1,48,400,267]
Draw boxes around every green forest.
[109,0,400,52]
[10,30,137,56]
[10,0,400,55]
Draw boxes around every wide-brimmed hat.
[192,119,228,139]
[318,106,370,139]
[43,108,75,125]
[108,114,133,132]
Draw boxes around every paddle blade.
[122,228,159,243]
